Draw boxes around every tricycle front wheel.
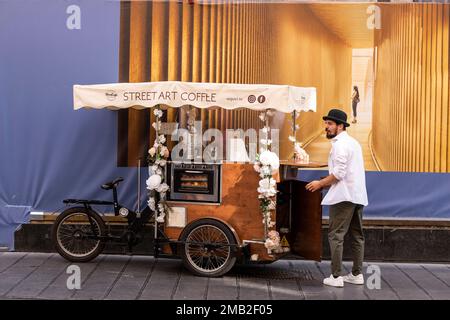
[180,219,237,277]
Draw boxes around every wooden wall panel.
[444,6,450,172]
[372,4,450,172]
[167,1,181,149]
[271,4,352,159]
[127,1,151,167]
[118,1,353,164]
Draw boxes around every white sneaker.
[343,272,364,285]
[323,275,344,287]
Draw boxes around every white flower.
[259,113,266,121]
[259,189,276,198]
[266,231,280,249]
[264,239,276,250]
[271,164,279,174]
[146,174,162,190]
[149,147,156,157]
[259,150,272,166]
[262,126,270,133]
[156,215,165,223]
[294,143,309,163]
[148,197,156,211]
[154,109,163,118]
[158,135,166,144]
[268,230,279,239]
[156,183,169,193]
[288,135,296,142]
[152,122,161,130]
[258,177,275,190]
[259,151,279,170]
[261,166,271,176]
[159,159,167,167]
[253,163,260,173]
[151,165,158,172]
[257,187,277,198]
[268,201,276,210]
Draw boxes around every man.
[305,109,368,288]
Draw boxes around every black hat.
[322,109,350,127]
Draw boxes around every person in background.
[351,86,360,124]
[305,109,368,288]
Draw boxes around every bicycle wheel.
[180,219,237,277]
[52,207,106,262]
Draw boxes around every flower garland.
[288,111,309,163]
[146,107,170,223]
[254,110,284,254]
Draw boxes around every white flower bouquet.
[147,106,170,224]
[254,110,283,254]
[294,142,309,164]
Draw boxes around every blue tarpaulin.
[0,205,31,250]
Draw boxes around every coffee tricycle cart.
[52,81,326,277]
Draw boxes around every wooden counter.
[279,160,328,168]
[278,160,327,181]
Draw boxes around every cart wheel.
[52,207,106,262]
[180,219,237,277]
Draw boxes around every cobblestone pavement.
[1,252,449,300]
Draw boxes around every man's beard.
[326,131,337,139]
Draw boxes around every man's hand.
[305,180,322,192]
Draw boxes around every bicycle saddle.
[101,177,124,190]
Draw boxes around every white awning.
[73,81,316,113]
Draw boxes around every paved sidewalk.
[0,252,449,300]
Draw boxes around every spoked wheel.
[52,207,106,262]
[180,219,237,277]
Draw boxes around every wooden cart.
[53,81,326,277]
[161,161,327,276]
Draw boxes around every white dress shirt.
[321,131,368,206]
